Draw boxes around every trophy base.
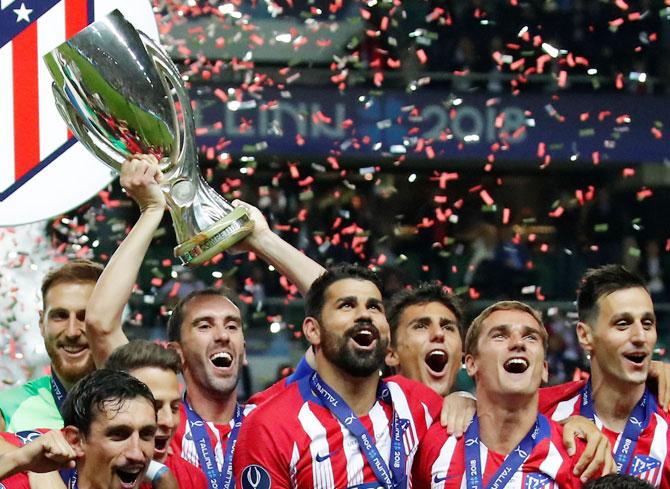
[174,206,254,265]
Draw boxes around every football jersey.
[0,376,63,433]
[234,374,442,489]
[170,400,255,471]
[0,473,29,489]
[247,356,314,406]
[540,380,670,488]
[165,453,208,489]
[413,414,584,489]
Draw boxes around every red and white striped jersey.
[412,416,584,489]
[234,374,442,489]
[170,401,256,471]
[540,381,670,488]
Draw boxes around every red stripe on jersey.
[12,23,39,181]
[235,376,441,489]
[413,419,583,489]
[539,381,670,488]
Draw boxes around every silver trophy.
[43,9,253,265]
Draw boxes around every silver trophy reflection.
[43,9,252,265]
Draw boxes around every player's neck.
[590,367,646,432]
[51,366,76,391]
[185,380,238,424]
[316,357,380,417]
[476,390,538,454]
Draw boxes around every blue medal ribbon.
[309,372,407,489]
[50,373,67,413]
[59,468,77,489]
[464,414,551,489]
[579,381,655,474]
[183,395,245,489]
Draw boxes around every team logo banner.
[0,0,157,225]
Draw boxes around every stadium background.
[2,0,670,397]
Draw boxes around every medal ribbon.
[309,372,407,489]
[50,373,67,412]
[464,414,551,489]
[579,381,655,474]
[183,395,244,489]
[59,468,77,489]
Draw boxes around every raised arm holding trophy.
[43,9,253,265]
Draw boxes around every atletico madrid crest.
[0,0,94,201]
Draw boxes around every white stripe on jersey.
[430,436,457,489]
[649,413,668,488]
[551,394,580,422]
[423,402,434,430]
[290,442,300,489]
[340,421,364,486]
[370,401,393,470]
[538,440,562,480]
[298,403,335,489]
[388,382,420,456]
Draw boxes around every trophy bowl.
[43,9,253,265]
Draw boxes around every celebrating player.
[234,265,445,489]
[540,265,670,486]
[413,301,614,488]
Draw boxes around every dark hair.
[386,282,464,346]
[583,474,654,489]
[41,259,103,308]
[465,300,547,357]
[305,264,384,320]
[105,340,181,374]
[577,264,647,324]
[166,287,239,342]
[62,369,155,437]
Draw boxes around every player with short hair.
[385,282,464,397]
[234,265,444,489]
[84,154,324,488]
[540,265,670,486]
[413,300,611,488]
[0,259,103,432]
[1,369,157,489]
[105,340,207,488]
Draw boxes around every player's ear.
[385,348,400,369]
[464,353,478,378]
[62,426,85,458]
[576,321,594,357]
[168,342,185,367]
[303,317,321,347]
[38,310,46,337]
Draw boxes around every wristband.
[146,460,168,484]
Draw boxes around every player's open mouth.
[116,467,143,488]
[154,435,169,456]
[623,352,647,366]
[210,351,233,368]
[425,350,449,375]
[503,357,529,374]
[350,326,379,348]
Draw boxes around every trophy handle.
[139,32,195,177]
[51,84,125,171]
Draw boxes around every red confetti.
[479,190,494,206]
